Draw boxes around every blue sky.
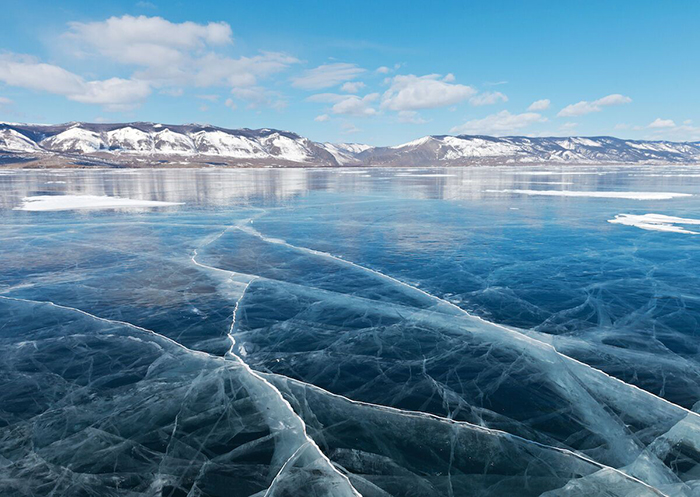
[0,0,698,145]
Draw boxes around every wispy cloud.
[308,92,379,117]
[527,99,550,111]
[450,110,547,135]
[558,94,631,117]
[291,63,365,90]
[469,91,508,106]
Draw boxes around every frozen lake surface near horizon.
[1,165,700,496]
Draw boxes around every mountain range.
[2,121,699,168]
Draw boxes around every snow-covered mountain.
[0,122,341,167]
[360,135,700,166]
[2,122,700,167]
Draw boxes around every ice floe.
[487,189,692,200]
[14,194,183,211]
[608,213,700,234]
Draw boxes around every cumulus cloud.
[340,81,366,93]
[66,15,232,66]
[291,63,365,90]
[558,94,632,117]
[60,15,298,108]
[332,94,378,117]
[450,110,547,135]
[648,118,676,128]
[528,99,550,111]
[0,54,150,109]
[375,66,391,74]
[469,91,508,106]
[0,55,85,95]
[308,92,379,117]
[72,78,151,108]
[381,74,476,111]
[314,114,330,122]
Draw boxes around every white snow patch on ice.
[608,213,700,234]
[396,173,455,177]
[14,195,183,211]
[487,189,692,200]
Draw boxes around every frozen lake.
[1,165,700,496]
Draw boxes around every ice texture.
[2,166,700,496]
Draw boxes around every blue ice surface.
[1,165,699,496]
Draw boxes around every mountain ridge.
[2,121,699,168]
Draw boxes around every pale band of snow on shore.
[486,189,692,200]
[14,195,183,211]
[608,213,700,235]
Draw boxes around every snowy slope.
[0,129,41,153]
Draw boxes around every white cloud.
[450,110,547,135]
[160,87,183,96]
[0,96,13,105]
[306,93,344,103]
[558,94,632,117]
[381,74,476,111]
[229,86,286,110]
[443,73,456,83]
[61,15,297,107]
[0,16,300,111]
[224,98,236,110]
[72,78,151,109]
[340,81,366,93]
[375,66,391,74]
[0,54,150,109]
[66,15,232,67]
[341,122,361,134]
[291,63,365,90]
[136,1,157,9]
[469,91,508,106]
[314,114,330,122]
[528,99,550,111]
[397,110,428,124]
[0,55,85,95]
[640,118,700,141]
[648,118,676,128]
[308,92,379,117]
